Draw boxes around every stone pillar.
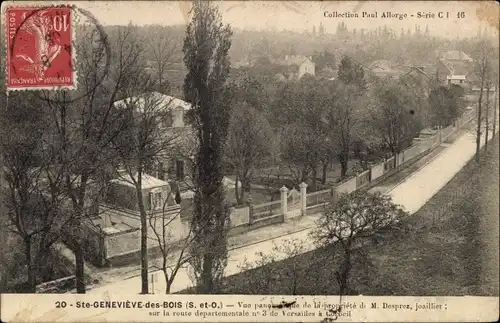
[331,187,339,206]
[280,186,288,218]
[247,197,254,225]
[101,213,111,229]
[299,182,307,216]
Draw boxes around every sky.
[36,1,500,39]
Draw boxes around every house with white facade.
[113,92,195,190]
[278,55,316,81]
[435,50,474,89]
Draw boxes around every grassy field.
[214,137,499,296]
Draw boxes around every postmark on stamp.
[4,4,76,91]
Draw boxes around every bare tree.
[39,23,149,294]
[329,81,360,179]
[311,191,408,296]
[237,249,279,294]
[225,102,274,205]
[112,91,181,294]
[0,94,68,292]
[281,122,329,191]
[148,191,195,294]
[183,0,233,293]
[493,82,498,137]
[334,56,370,178]
[371,79,421,156]
[273,238,307,295]
[337,56,367,91]
[275,76,331,190]
[484,45,499,144]
[485,77,491,151]
[492,47,500,138]
[474,40,492,162]
[147,25,181,93]
[238,238,306,295]
[256,160,284,203]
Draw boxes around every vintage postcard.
[0,0,498,322]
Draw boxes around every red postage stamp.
[4,4,76,91]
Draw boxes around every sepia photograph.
[0,1,499,322]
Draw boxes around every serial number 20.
[55,301,67,308]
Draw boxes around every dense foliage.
[182,0,233,293]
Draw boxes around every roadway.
[88,128,496,296]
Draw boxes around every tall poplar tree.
[182,0,233,293]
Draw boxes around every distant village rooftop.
[369,60,404,78]
[447,75,466,80]
[280,55,313,66]
[440,50,473,62]
[113,92,192,113]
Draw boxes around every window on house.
[176,160,185,181]
[167,164,175,178]
[161,114,173,128]
[155,192,163,208]
[460,80,463,84]
[117,164,126,174]
[150,191,164,210]
[173,107,184,127]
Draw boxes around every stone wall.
[230,206,250,227]
[370,162,385,181]
[336,176,357,195]
[402,144,421,163]
[105,229,140,259]
[356,170,371,189]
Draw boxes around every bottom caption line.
[54,298,448,320]
[2,295,496,322]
